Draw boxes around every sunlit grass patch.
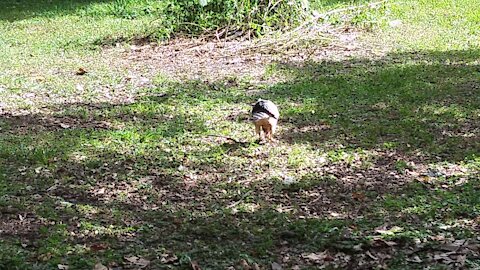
[366,0,480,50]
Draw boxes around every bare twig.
[227,190,253,209]
[205,134,242,144]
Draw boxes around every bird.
[251,99,280,142]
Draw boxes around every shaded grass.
[269,49,480,161]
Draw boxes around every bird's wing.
[263,100,279,119]
[251,100,279,121]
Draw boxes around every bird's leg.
[255,123,263,141]
[270,123,277,142]
[264,126,273,142]
[268,131,276,142]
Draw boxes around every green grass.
[372,0,480,50]
[1,0,479,269]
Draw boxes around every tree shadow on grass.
[267,49,480,162]
[3,147,477,269]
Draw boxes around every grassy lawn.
[1,0,479,269]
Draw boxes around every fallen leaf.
[353,243,363,251]
[455,254,467,265]
[352,192,366,201]
[59,123,71,129]
[238,259,251,269]
[57,264,69,270]
[329,212,343,218]
[136,258,150,268]
[90,243,109,252]
[271,262,282,270]
[303,251,328,262]
[191,260,201,270]
[124,256,150,268]
[95,188,106,195]
[441,239,467,251]
[125,256,139,263]
[406,255,422,263]
[433,252,455,263]
[47,184,58,192]
[76,68,87,75]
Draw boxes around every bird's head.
[251,98,262,106]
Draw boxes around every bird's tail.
[251,112,271,122]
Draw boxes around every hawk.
[251,99,279,142]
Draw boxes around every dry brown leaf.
[76,68,87,75]
[352,192,366,201]
[90,243,109,252]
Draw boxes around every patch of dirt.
[0,211,45,241]
[0,26,381,120]
[106,25,383,86]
